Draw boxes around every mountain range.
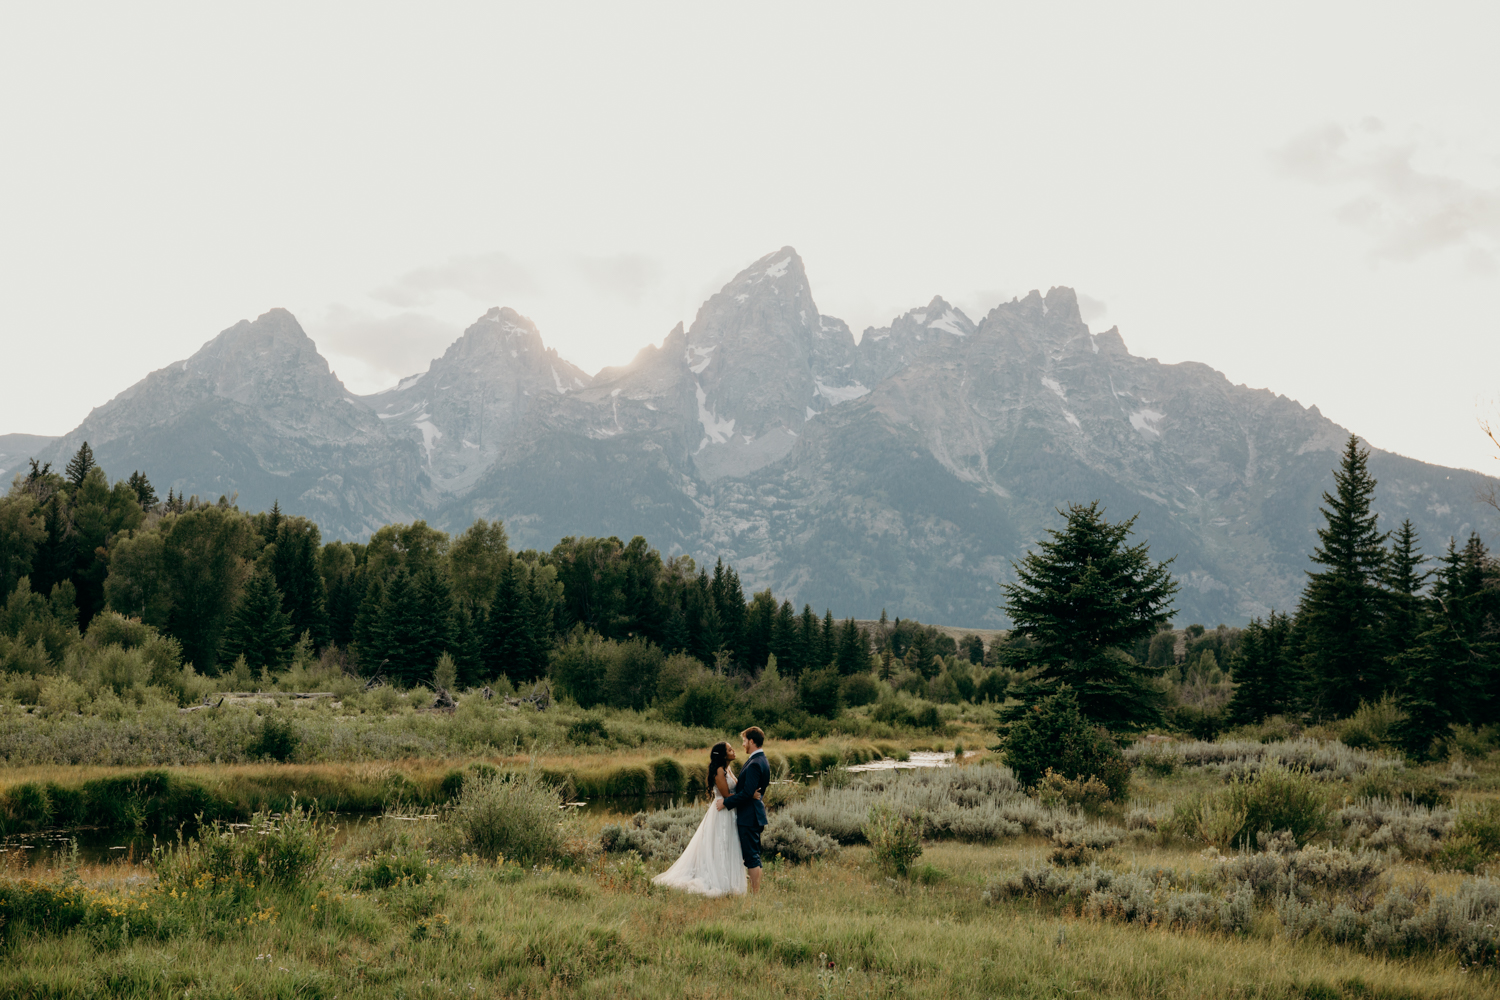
[17,247,1497,626]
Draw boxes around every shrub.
[839,673,880,708]
[762,815,838,864]
[1435,801,1500,871]
[1003,689,1129,800]
[649,756,687,796]
[1035,769,1112,812]
[798,667,843,718]
[446,768,564,864]
[1338,798,1453,859]
[565,717,609,745]
[1228,765,1328,847]
[247,713,300,762]
[154,799,328,889]
[863,803,923,877]
[1339,696,1404,750]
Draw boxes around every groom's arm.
[720,758,764,811]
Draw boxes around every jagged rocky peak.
[187,307,347,404]
[683,247,868,481]
[362,306,591,493]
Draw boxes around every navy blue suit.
[722,750,770,868]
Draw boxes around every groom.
[716,726,769,893]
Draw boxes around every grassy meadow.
[5,706,1500,999]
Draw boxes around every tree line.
[990,434,1500,759]
[0,443,1000,730]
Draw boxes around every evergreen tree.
[220,570,295,675]
[834,617,870,675]
[1299,435,1390,715]
[1226,611,1298,724]
[451,602,484,688]
[797,604,820,676]
[1379,518,1431,668]
[820,609,836,668]
[1392,617,1483,759]
[269,518,331,649]
[661,602,690,655]
[353,575,387,669]
[125,471,157,511]
[771,599,799,673]
[482,557,525,680]
[371,570,423,685]
[1000,501,1178,729]
[64,442,95,491]
[710,559,746,667]
[326,566,365,648]
[265,500,283,541]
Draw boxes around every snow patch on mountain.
[814,379,870,404]
[928,310,967,336]
[695,383,736,450]
[1130,408,1166,438]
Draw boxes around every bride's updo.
[708,742,730,784]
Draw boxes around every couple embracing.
[652,727,770,897]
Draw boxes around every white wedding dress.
[651,770,748,897]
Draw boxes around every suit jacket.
[722,750,769,828]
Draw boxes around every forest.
[1,434,1497,761]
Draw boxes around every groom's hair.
[741,727,765,748]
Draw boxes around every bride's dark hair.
[708,742,730,784]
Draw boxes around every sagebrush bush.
[1337,798,1453,859]
[762,815,838,864]
[1125,737,1400,783]
[446,768,564,864]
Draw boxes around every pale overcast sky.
[3,4,1498,472]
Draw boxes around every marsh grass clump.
[154,797,329,891]
[445,767,565,865]
[863,803,923,877]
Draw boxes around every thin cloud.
[372,252,539,308]
[1274,121,1500,274]
[310,305,457,387]
[573,253,664,304]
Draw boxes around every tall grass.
[445,767,567,864]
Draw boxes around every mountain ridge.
[21,248,1497,626]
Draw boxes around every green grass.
[1,837,1494,999]
[7,738,1500,997]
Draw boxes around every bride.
[652,741,760,897]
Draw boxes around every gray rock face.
[43,309,427,538]
[23,253,1498,626]
[361,307,590,495]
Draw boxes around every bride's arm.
[714,766,730,799]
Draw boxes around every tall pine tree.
[1000,501,1178,729]
[64,442,95,491]
[1299,435,1390,717]
[220,570,295,676]
[1227,611,1299,724]
[1382,518,1431,661]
